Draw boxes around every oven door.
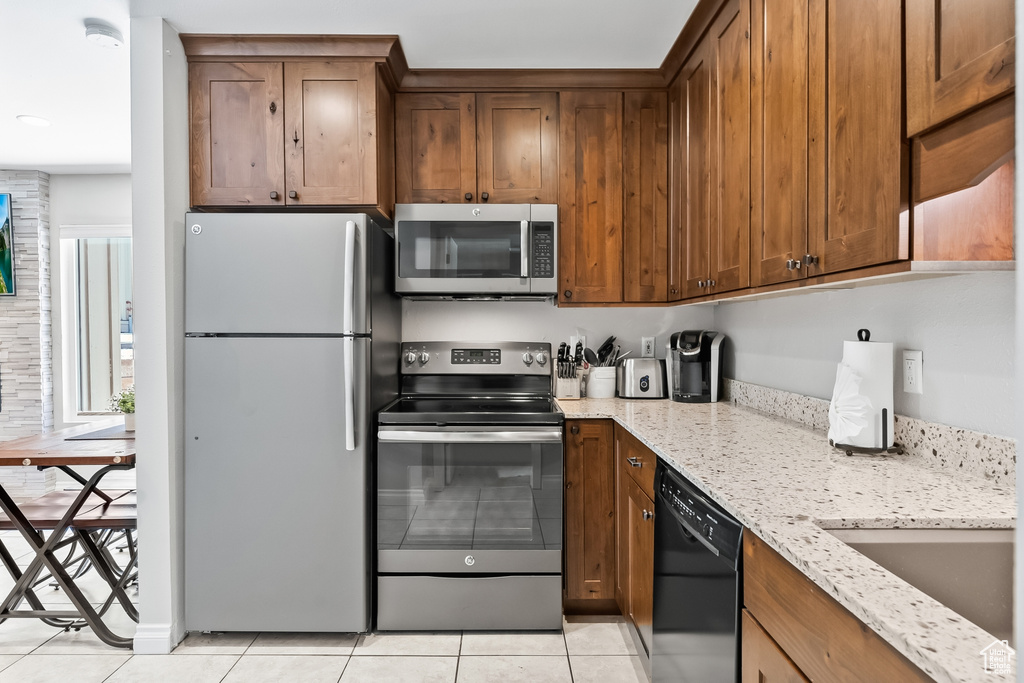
[376,425,563,574]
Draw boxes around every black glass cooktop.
[378,397,563,425]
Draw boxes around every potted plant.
[110,386,135,431]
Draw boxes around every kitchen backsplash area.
[725,378,1016,486]
[401,299,714,357]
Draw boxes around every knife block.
[555,376,581,400]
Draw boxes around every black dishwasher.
[652,460,743,682]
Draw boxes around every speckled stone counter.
[557,398,1017,683]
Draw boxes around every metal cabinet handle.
[269,101,277,114]
[481,192,489,202]
[785,259,802,271]
[270,191,279,200]
[570,425,579,435]
[564,290,572,299]
[627,457,642,468]
[708,279,716,287]
[288,190,297,199]
[698,280,705,288]
[803,253,819,267]
[642,510,654,521]
[465,192,473,201]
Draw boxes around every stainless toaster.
[616,358,667,399]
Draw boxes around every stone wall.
[0,170,54,497]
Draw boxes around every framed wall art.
[0,193,14,296]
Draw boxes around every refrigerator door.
[185,213,369,335]
[185,335,370,631]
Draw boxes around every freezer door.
[184,336,370,631]
[185,213,369,335]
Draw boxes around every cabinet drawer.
[614,424,655,498]
[743,532,930,682]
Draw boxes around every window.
[60,226,133,417]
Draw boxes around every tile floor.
[0,530,646,683]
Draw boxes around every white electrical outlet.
[642,337,655,358]
[903,350,923,394]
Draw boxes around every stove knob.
[419,352,430,365]
[522,352,534,365]
[535,352,547,366]
[404,351,417,365]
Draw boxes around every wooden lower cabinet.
[744,531,931,682]
[615,424,655,655]
[741,610,808,683]
[564,420,616,607]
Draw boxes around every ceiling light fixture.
[85,22,124,49]
[16,115,51,127]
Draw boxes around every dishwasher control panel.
[658,464,743,562]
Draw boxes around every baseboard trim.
[133,622,179,654]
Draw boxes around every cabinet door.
[820,0,906,273]
[564,420,616,601]
[189,62,284,207]
[477,93,558,204]
[741,610,809,683]
[906,0,1015,137]
[667,76,685,301]
[623,470,655,655]
[623,91,668,303]
[750,0,820,286]
[283,61,377,205]
[708,0,751,294]
[679,43,712,299]
[395,93,477,204]
[558,91,624,304]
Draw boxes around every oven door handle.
[378,429,563,443]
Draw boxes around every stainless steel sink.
[823,527,1014,646]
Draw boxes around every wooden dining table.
[0,420,137,648]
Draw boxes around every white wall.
[713,272,1016,437]
[402,300,714,358]
[48,174,132,429]
[129,17,189,654]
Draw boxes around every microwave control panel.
[531,223,555,278]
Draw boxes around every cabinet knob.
[642,510,654,521]
[270,191,279,200]
[288,190,298,199]
[481,192,489,202]
[465,192,473,202]
[563,290,572,299]
[786,259,802,271]
[698,280,705,288]
[708,279,716,287]
[269,101,277,114]
[803,254,819,267]
[570,425,580,435]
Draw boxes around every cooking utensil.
[574,341,583,378]
[584,347,598,366]
[557,342,567,378]
[597,336,616,366]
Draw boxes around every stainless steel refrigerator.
[183,212,399,632]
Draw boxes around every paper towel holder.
[830,408,905,456]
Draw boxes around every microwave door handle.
[521,220,529,278]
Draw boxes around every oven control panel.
[452,348,501,364]
[401,341,552,376]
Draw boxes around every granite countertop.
[558,398,1017,683]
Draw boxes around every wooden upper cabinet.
[477,93,558,204]
[558,91,624,304]
[708,0,750,294]
[564,420,616,604]
[623,92,669,303]
[189,62,285,207]
[284,61,378,206]
[395,93,476,204]
[906,0,1015,137]
[679,42,712,299]
[821,0,906,274]
[750,0,817,286]
[395,92,558,204]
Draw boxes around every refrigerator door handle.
[344,337,356,451]
[342,220,357,334]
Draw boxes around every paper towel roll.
[840,338,894,449]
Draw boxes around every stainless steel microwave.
[394,203,557,298]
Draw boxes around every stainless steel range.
[376,341,564,630]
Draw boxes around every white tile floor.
[0,531,647,683]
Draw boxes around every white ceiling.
[1,0,695,174]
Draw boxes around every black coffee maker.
[666,330,725,402]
